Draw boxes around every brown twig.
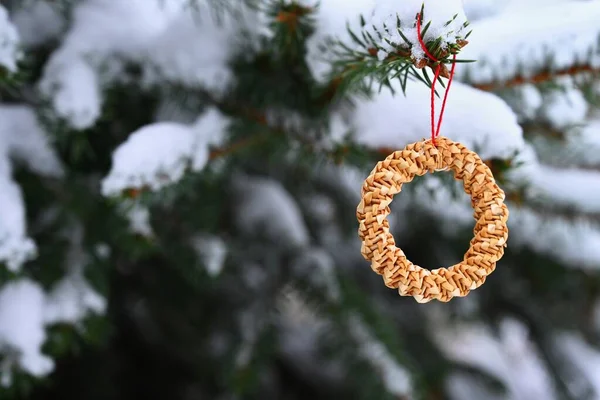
[473,64,600,91]
[208,135,264,160]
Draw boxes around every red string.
[416,13,457,146]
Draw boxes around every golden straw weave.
[356,137,509,303]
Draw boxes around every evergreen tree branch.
[202,92,598,226]
[199,89,341,161]
[322,19,471,98]
[198,85,600,246]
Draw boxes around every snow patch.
[0,5,21,73]
[11,1,65,47]
[348,313,413,397]
[118,200,154,238]
[0,280,53,382]
[191,235,228,277]
[568,120,600,167]
[143,7,256,93]
[0,105,63,271]
[336,79,524,160]
[102,108,229,196]
[307,0,468,81]
[0,175,36,272]
[232,174,310,248]
[541,86,588,130]
[40,58,102,130]
[459,2,600,85]
[0,105,64,177]
[292,249,340,301]
[39,0,256,129]
[44,273,106,325]
[434,317,555,399]
[102,122,203,195]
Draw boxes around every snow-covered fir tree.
[0,0,600,399]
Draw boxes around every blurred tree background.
[0,0,600,399]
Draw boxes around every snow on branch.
[291,248,341,302]
[368,0,469,62]
[44,272,106,325]
[0,105,63,271]
[433,317,555,399]
[232,174,310,249]
[40,57,102,131]
[39,0,257,130]
[332,79,524,161]
[0,106,64,178]
[518,165,600,215]
[539,81,588,131]
[509,145,600,214]
[347,313,413,398]
[143,4,258,93]
[11,1,65,48]
[0,4,21,73]
[0,280,54,383]
[0,224,105,385]
[191,235,228,277]
[44,227,106,325]
[491,75,589,132]
[102,122,203,195]
[558,333,600,397]
[38,0,182,129]
[276,287,343,384]
[0,275,105,384]
[118,199,155,238]
[307,0,469,85]
[510,208,600,271]
[0,174,36,272]
[527,129,600,173]
[566,120,600,167]
[459,2,600,87]
[101,107,229,196]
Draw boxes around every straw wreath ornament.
[356,137,509,303]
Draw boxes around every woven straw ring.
[356,137,509,303]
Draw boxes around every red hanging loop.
[416,13,457,146]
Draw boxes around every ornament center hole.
[388,174,472,269]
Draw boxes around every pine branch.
[319,9,471,99]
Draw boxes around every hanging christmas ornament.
[355,12,509,302]
[356,137,509,303]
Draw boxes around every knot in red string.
[416,13,457,146]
